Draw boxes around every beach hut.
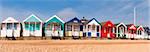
[143,27,150,39]
[45,15,65,39]
[126,24,136,39]
[115,23,127,39]
[85,18,101,38]
[101,21,115,39]
[135,25,145,39]
[65,17,82,39]
[0,17,21,38]
[22,14,43,39]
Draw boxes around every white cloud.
[56,8,77,18]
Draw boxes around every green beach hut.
[45,15,65,39]
[22,14,43,38]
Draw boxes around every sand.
[0,40,150,52]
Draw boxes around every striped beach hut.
[1,17,21,38]
[85,18,101,38]
[101,21,115,39]
[135,25,145,39]
[126,24,136,39]
[22,14,43,38]
[45,15,65,39]
[115,23,127,39]
[65,17,82,39]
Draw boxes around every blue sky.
[0,0,149,27]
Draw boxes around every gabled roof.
[116,22,127,28]
[126,24,136,30]
[23,14,42,22]
[45,15,65,23]
[87,18,100,25]
[2,17,19,23]
[101,20,114,27]
[137,25,144,31]
[65,17,81,24]
[143,27,150,33]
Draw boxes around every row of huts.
[0,14,150,40]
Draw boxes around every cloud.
[56,8,77,21]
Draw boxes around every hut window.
[119,26,124,33]
[104,28,106,33]
[129,30,135,34]
[88,25,91,31]
[80,25,83,31]
[1,24,5,30]
[30,24,35,31]
[138,30,142,35]
[25,23,29,30]
[74,20,78,23]
[67,25,72,31]
[92,25,95,31]
[14,23,17,30]
[97,26,99,32]
[74,25,79,31]
[49,24,53,30]
[108,27,112,33]
[36,23,40,30]
[7,23,13,29]
[45,24,49,30]
[54,24,61,31]
[61,25,63,30]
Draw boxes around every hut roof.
[65,17,81,24]
[45,15,65,24]
[86,18,100,25]
[23,14,42,22]
[2,17,19,23]
[126,24,136,30]
[101,20,114,27]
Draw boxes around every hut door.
[7,23,13,37]
[73,25,80,36]
[30,23,35,36]
[119,26,124,37]
[107,27,112,38]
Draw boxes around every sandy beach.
[0,40,150,52]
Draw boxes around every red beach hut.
[126,24,137,39]
[101,21,115,39]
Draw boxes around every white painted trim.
[116,22,127,28]
[116,23,127,38]
[2,17,19,23]
[136,25,145,36]
[45,15,65,23]
[137,25,144,31]
[87,19,99,25]
[23,14,42,22]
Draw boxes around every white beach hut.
[115,23,127,38]
[85,18,101,38]
[135,25,145,39]
[1,17,21,38]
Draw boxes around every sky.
[0,0,149,27]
